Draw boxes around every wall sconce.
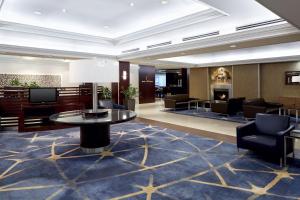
[122,71,127,80]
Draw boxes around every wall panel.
[261,62,300,101]
[189,68,209,99]
[233,64,259,99]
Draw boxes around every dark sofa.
[243,98,282,119]
[237,113,294,166]
[164,94,195,110]
[211,97,245,115]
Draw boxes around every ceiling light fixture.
[230,44,237,48]
[130,2,134,7]
[34,11,42,15]
[63,59,71,63]
[161,0,168,5]
[62,8,67,13]
[23,56,35,60]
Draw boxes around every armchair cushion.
[242,135,277,148]
[255,114,289,136]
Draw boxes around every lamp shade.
[69,58,119,83]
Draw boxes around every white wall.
[130,64,140,104]
[0,55,77,87]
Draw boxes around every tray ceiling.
[0,0,210,38]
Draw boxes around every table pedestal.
[80,124,110,153]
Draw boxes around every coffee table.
[50,109,136,153]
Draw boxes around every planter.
[124,99,136,111]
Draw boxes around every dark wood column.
[111,82,119,104]
[181,68,189,94]
[139,65,155,104]
[119,61,130,105]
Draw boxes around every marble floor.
[135,100,241,137]
[135,100,300,149]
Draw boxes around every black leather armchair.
[236,113,295,165]
[243,98,282,119]
[211,97,245,115]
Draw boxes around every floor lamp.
[69,58,119,115]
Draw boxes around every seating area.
[1,0,300,199]
[165,95,286,120]
[164,94,197,110]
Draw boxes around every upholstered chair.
[237,113,295,166]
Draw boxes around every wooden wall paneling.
[111,82,119,104]
[261,62,300,101]
[139,65,155,104]
[232,64,259,99]
[119,61,130,105]
[189,68,209,100]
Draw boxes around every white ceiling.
[159,42,300,67]
[0,0,209,38]
[0,0,298,66]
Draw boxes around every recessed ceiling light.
[23,56,35,60]
[230,44,237,48]
[63,59,71,63]
[34,11,42,15]
[161,0,168,5]
[130,2,135,7]
[62,8,67,13]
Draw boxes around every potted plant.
[122,85,138,111]
[9,78,22,87]
[99,86,113,108]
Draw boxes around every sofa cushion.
[242,135,276,148]
[244,98,266,106]
[255,114,290,135]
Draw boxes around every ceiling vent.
[122,48,140,54]
[236,18,285,31]
[182,31,220,42]
[147,41,172,49]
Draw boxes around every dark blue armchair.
[237,113,295,166]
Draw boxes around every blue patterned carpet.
[0,122,300,200]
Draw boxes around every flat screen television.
[29,88,57,104]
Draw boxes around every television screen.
[29,88,57,103]
[155,73,166,87]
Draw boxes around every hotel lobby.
[0,0,300,199]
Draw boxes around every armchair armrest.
[275,125,295,156]
[236,121,256,148]
[236,121,256,137]
[276,125,295,137]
